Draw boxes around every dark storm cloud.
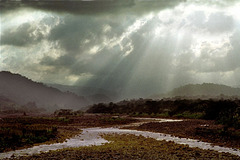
[38,15,129,75]
[1,0,240,98]
[0,0,185,15]
[48,15,109,53]
[2,0,238,16]
[0,15,58,47]
[41,55,75,67]
[34,3,240,97]
[1,23,44,46]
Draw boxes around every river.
[0,118,239,159]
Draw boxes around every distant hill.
[47,83,117,103]
[152,83,240,99]
[0,71,89,112]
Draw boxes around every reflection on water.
[84,128,240,157]
[0,128,108,159]
[121,118,183,127]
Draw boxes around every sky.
[1,0,240,98]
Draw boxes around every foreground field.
[1,114,240,159]
[0,114,137,152]
[10,134,240,160]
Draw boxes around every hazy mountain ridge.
[0,96,18,112]
[0,71,89,111]
[47,83,117,103]
[152,83,240,99]
[0,95,44,114]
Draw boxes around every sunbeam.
[1,0,240,99]
[1,2,240,157]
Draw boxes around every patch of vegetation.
[99,116,137,125]
[0,114,140,153]
[0,116,82,152]
[0,124,57,152]
[87,99,240,129]
[173,111,204,119]
[56,117,72,123]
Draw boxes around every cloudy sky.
[1,0,240,98]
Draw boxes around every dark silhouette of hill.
[152,83,240,99]
[0,71,89,111]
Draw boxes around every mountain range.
[47,83,117,103]
[1,71,240,113]
[0,71,88,112]
[152,83,240,99]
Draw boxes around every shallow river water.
[0,119,240,159]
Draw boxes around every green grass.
[173,111,205,119]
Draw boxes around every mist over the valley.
[1,71,240,113]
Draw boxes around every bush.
[0,125,58,152]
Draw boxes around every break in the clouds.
[1,0,240,98]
